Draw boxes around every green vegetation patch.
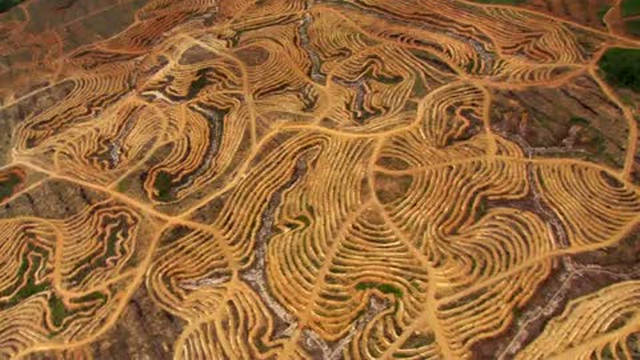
[1,247,51,309]
[295,215,311,228]
[621,0,640,17]
[0,0,24,13]
[598,48,640,93]
[0,172,22,203]
[569,116,591,126]
[598,5,612,25]
[72,291,108,304]
[411,75,428,98]
[285,215,311,231]
[625,19,640,37]
[116,177,131,193]
[48,294,71,327]
[153,171,174,202]
[47,291,107,338]
[473,197,488,222]
[189,75,209,95]
[6,279,48,308]
[69,221,128,285]
[356,281,404,297]
[105,229,120,258]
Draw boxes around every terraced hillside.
[1,0,640,359]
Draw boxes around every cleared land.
[0,0,640,359]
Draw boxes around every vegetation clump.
[356,281,404,297]
[153,171,174,202]
[598,48,640,93]
[621,0,640,17]
[625,19,640,37]
[0,172,22,203]
[1,251,50,309]
[598,5,612,25]
[0,0,23,13]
